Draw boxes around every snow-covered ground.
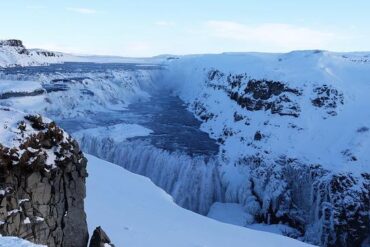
[85,154,313,247]
[0,237,45,247]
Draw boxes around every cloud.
[66,7,97,15]
[204,21,336,51]
[155,21,176,28]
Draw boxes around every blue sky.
[0,0,369,56]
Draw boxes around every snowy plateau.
[0,40,369,247]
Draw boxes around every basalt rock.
[206,70,302,117]
[0,108,88,247]
[89,226,115,247]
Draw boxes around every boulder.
[89,226,115,247]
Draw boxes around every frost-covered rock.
[0,108,88,246]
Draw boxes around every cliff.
[0,108,88,246]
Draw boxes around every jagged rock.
[311,84,344,116]
[0,39,25,48]
[89,226,115,247]
[206,70,302,117]
[0,108,89,246]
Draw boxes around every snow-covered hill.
[0,39,163,68]
[85,154,313,247]
[0,40,66,67]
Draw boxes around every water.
[124,91,219,156]
[0,62,164,75]
[0,62,219,156]
[58,90,219,156]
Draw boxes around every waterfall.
[77,135,225,214]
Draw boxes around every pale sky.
[0,0,369,57]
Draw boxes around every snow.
[23,217,31,224]
[246,224,299,236]
[0,69,156,119]
[0,44,64,68]
[0,80,42,95]
[0,236,45,247]
[163,51,370,175]
[0,108,49,148]
[207,202,254,226]
[86,154,314,247]
[0,39,163,68]
[74,123,152,143]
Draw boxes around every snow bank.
[85,154,313,247]
[0,236,45,247]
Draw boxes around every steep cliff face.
[0,108,88,246]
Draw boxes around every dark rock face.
[311,85,344,116]
[89,226,115,247]
[0,112,88,246]
[206,70,302,117]
[0,39,25,48]
[35,51,57,57]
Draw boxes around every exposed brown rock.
[0,112,89,246]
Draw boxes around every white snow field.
[85,154,313,247]
[0,236,45,247]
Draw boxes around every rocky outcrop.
[0,108,88,246]
[311,85,344,116]
[89,227,115,247]
[206,70,302,117]
[0,39,29,55]
[0,39,25,48]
